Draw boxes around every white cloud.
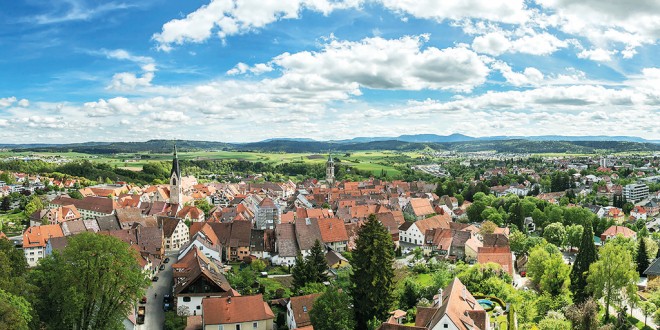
[577,48,616,62]
[379,0,529,24]
[84,97,139,117]
[0,97,17,108]
[153,0,361,51]
[17,99,30,107]
[0,119,7,127]
[150,111,190,122]
[108,72,154,90]
[492,62,544,86]
[227,62,273,75]
[536,0,660,56]
[267,35,490,92]
[509,32,568,56]
[102,49,154,65]
[471,32,511,56]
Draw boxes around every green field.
[1,150,426,177]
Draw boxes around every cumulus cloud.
[492,62,544,86]
[17,99,30,107]
[108,72,155,90]
[84,97,139,117]
[471,32,511,56]
[150,111,190,122]
[536,0,660,56]
[261,35,490,92]
[471,31,569,56]
[227,62,273,75]
[0,97,17,108]
[379,0,529,24]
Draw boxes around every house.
[404,198,436,220]
[177,205,206,222]
[272,223,299,266]
[202,295,275,330]
[477,246,514,276]
[23,224,64,267]
[294,218,324,257]
[325,249,350,269]
[606,208,625,224]
[286,293,321,330]
[643,258,660,281]
[49,196,119,220]
[174,246,233,316]
[159,216,190,251]
[179,225,223,262]
[376,212,403,246]
[255,197,281,230]
[600,225,637,242]
[399,214,451,246]
[317,217,348,252]
[630,206,648,221]
[377,277,489,330]
[29,205,81,227]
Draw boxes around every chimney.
[227,297,231,304]
[435,288,443,306]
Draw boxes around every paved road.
[138,252,178,330]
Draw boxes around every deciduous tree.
[310,287,355,330]
[29,232,149,330]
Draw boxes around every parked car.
[159,264,165,271]
[140,296,147,304]
[163,294,172,311]
[152,276,159,282]
[164,257,170,264]
[137,306,145,324]
[520,271,527,277]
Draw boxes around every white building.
[624,183,649,202]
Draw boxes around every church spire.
[169,143,182,206]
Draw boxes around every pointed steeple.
[171,143,181,180]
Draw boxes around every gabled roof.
[289,293,321,327]
[294,218,323,251]
[202,295,274,325]
[275,223,298,257]
[407,198,435,216]
[601,225,636,239]
[173,246,231,296]
[644,258,660,276]
[158,216,183,238]
[422,277,486,330]
[317,218,348,243]
[477,246,513,276]
[50,196,119,214]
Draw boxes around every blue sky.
[1,0,659,143]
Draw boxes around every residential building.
[158,216,190,251]
[255,197,280,230]
[644,258,660,281]
[49,196,119,220]
[400,214,451,246]
[623,183,649,202]
[23,224,64,267]
[600,225,637,242]
[174,246,233,316]
[403,198,435,220]
[202,295,275,330]
[286,293,320,330]
[317,217,348,252]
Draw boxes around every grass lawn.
[0,211,27,236]
[412,273,434,287]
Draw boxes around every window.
[218,326,223,330]
[444,324,448,328]
[235,325,241,330]
[253,322,258,328]
[183,297,191,302]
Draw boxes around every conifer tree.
[570,220,598,304]
[292,254,310,291]
[637,237,649,276]
[351,214,395,329]
[308,240,329,284]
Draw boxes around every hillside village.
[1,148,660,330]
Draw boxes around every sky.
[1,0,659,143]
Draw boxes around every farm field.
[0,150,427,177]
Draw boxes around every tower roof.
[171,144,181,179]
[327,154,333,163]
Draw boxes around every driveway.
[137,251,178,330]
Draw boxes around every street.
[137,251,178,330]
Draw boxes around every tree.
[538,317,571,330]
[23,195,43,217]
[0,197,10,212]
[29,232,150,330]
[291,254,310,291]
[528,243,571,296]
[570,220,598,304]
[510,202,525,231]
[351,214,395,329]
[68,190,83,199]
[194,199,213,217]
[637,237,650,276]
[564,224,583,251]
[308,240,329,284]
[543,222,566,247]
[527,243,560,286]
[0,289,32,330]
[163,311,187,330]
[565,298,598,330]
[310,287,355,330]
[587,240,638,320]
[251,259,267,273]
[400,279,420,311]
[480,220,497,234]
[466,201,487,222]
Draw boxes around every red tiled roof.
[23,224,64,248]
[202,295,274,325]
[317,218,348,243]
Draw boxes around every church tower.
[326,154,335,186]
[169,144,182,206]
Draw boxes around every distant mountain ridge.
[328,134,659,144]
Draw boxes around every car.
[152,276,159,282]
[520,271,527,277]
[159,264,165,271]
[164,257,170,264]
[137,306,145,324]
[140,296,147,304]
[163,294,172,303]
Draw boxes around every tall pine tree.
[351,214,395,329]
[570,220,598,304]
[292,254,310,291]
[637,238,649,276]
